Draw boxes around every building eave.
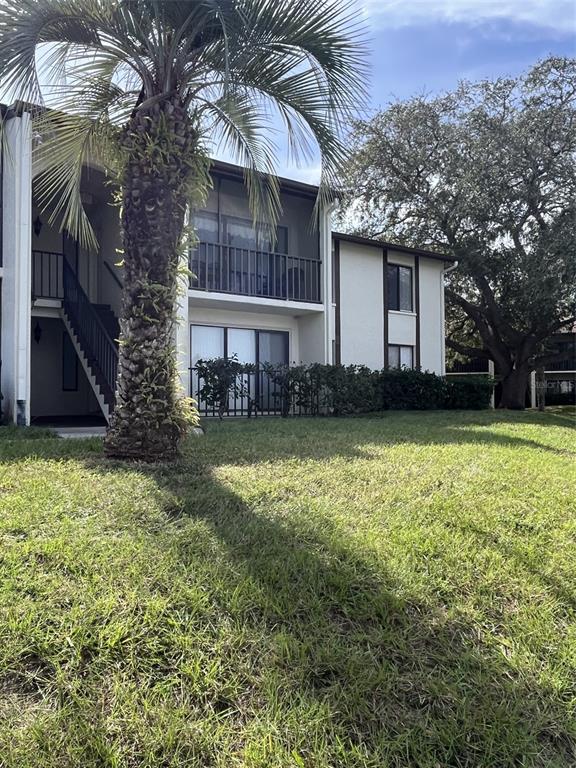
[209,159,320,200]
[332,231,455,263]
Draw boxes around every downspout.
[322,200,338,364]
[440,260,458,375]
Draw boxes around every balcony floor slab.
[188,290,324,316]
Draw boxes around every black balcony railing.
[32,250,64,299]
[190,242,321,303]
[546,355,576,372]
[447,357,490,374]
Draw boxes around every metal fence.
[190,365,321,418]
[192,365,280,417]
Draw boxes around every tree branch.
[445,338,491,359]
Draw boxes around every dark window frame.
[387,264,413,312]
[191,324,289,367]
[193,211,289,255]
[388,344,414,370]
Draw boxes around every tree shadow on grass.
[452,520,576,613]
[197,410,575,467]
[0,414,575,765]
[0,410,573,469]
[54,445,575,765]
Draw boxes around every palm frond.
[0,0,368,243]
[33,73,127,249]
[199,91,281,231]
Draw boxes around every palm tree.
[0,0,366,460]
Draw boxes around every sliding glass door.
[191,325,289,414]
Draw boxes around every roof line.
[209,159,320,199]
[1,101,322,199]
[332,231,455,262]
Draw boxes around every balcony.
[447,358,490,374]
[32,250,64,299]
[546,356,576,372]
[190,242,321,303]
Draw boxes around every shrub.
[379,368,447,410]
[546,391,575,406]
[194,356,255,419]
[310,364,381,415]
[444,376,494,409]
[263,363,316,417]
[195,360,495,417]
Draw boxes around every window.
[191,325,288,365]
[257,223,288,255]
[193,211,288,253]
[62,332,78,390]
[191,325,289,414]
[388,345,414,370]
[191,325,224,365]
[258,331,288,365]
[228,328,256,364]
[223,215,288,254]
[387,264,413,312]
[194,211,219,244]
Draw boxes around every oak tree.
[342,57,576,408]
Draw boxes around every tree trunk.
[104,97,200,461]
[498,365,530,409]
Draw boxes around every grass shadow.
[0,411,574,765]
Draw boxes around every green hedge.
[297,366,493,413]
[195,359,494,417]
[444,376,495,409]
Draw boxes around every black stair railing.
[62,259,118,408]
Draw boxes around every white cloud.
[362,0,576,35]
[280,164,322,186]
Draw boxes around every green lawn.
[0,411,575,767]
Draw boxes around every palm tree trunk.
[104,98,200,460]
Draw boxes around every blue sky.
[280,0,576,183]
[5,1,574,185]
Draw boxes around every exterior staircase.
[61,260,119,423]
[93,304,120,346]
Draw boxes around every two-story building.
[0,104,455,426]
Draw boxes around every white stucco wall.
[336,240,448,375]
[1,113,32,424]
[419,258,446,374]
[338,241,384,369]
[188,304,301,365]
[30,316,99,419]
[297,313,326,364]
[388,311,417,347]
[387,250,415,269]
